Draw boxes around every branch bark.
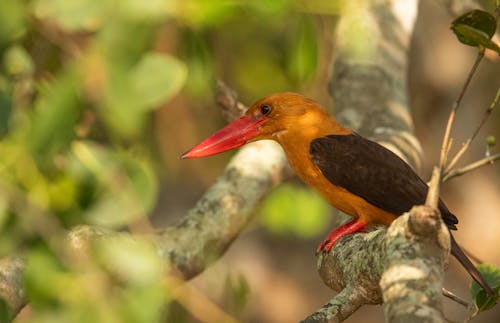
[302,206,450,323]
[0,257,25,317]
[330,0,422,168]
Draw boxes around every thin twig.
[443,152,500,182]
[438,51,485,172]
[445,87,500,173]
[165,275,239,323]
[442,288,473,309]
[426,167,441,209]
[215,80,248,122]
[465,309,480,323]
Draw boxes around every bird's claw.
[315,220,367,255]
[315,239,334,254]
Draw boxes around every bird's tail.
[450,232,494,295]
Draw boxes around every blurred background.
[0,0,499,322]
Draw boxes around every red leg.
[316,219,366,253]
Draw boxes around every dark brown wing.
[310,134,458,229]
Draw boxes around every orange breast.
[276,120,397,226]
[286,147,396,226]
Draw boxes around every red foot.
[316,219,366,253]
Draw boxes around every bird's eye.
[260,104,271,115]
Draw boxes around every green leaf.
[101,52,186,137]
[470,264,500,312]
[29,68,81,159]
[0,76,11,137]
[119,0,174,23]
[176,0,240,27]
[180,31,214,96]
[224,273,250,316]
[3,45,34,76]
[287,17,318,84]
[451,10,500,54]
[0,196,8,232]
[122,156,158,213]
[120,284,165,323]
[259,183,330,238]
[24,247,81,306]
[47,175,79,213]
[95,235,162,285]
[130,53,187,109]
[71,141,158,228]
[0,0,26,45]
[102,64,146,137]
[32,0,106,32]
[0,297,9,323]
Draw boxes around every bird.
[181,92,494,295]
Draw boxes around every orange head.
[181,92,346,159]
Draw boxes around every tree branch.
[0,257,25,317]
[302,206,450,322]
[330,0,422,169]
[443,152,500,182]
[381,206,449,322]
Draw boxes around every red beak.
[181,115,268,159]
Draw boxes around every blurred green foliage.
[0,0,323,321]
[259,183,331,238]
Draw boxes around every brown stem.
[443,152,500,182]
[442,288,473,309]
[426,167,441,209]
[445,86,500,173]
[439,51,484,173]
